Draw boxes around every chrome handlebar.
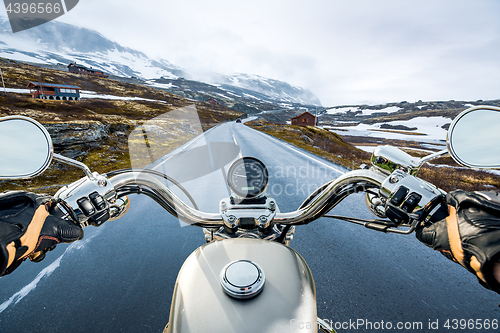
[52,144,448,230]
[108,171,223,227]
[55,164,442,232]
[274,169,386,225]
[107,168,387,227]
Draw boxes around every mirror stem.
[418,149,449,166]
[53,153,95,180]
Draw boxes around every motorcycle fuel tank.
[164,238,317,333]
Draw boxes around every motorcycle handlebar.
[108,171,223,227]
[108,169,386,227]
[274,169,386,225]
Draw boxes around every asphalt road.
[0,120,499,332]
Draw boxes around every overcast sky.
[7,0,500,106]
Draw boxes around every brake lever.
[323,214,420,234]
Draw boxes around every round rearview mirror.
[447,106,500,169]
[0,116,53,179]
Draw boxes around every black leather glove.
[0,191,83,276]
[416,190,500,295]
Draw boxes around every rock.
[109,123,132,133]
[44,121,109,148]
[380,124,417,131]
[59,144,88,160]
[301,135,313,143]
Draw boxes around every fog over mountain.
[0,16,321,106]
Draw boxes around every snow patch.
[146,81,177,90]
[426,162,500,176]
[242,93,262,100]
[356,146,376,153]
[327,106,401,116]
[2,88,30,94]
[80,91,170,103]
[326,116,451,144]
[360,106,401,116]
[215,92,233,100]
[326,106,360,115]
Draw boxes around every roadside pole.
[0,68,6,95]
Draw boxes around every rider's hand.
[416,190,500,295]
[0,191,83,276]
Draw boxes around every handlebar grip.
[427,203,449,223]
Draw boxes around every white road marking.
[232,134,243,158]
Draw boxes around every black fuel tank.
[164,238,317,333]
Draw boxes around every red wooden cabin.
[291,111,317,126]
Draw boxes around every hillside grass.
[1,57,180,101]
[0,59,243,194]
[361,108,464,124]
[248,119,371,169]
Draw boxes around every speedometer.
[227,157,269,198]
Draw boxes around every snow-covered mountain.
[0,16,187,79]
[0,16,321,106]
[206,73,321,106]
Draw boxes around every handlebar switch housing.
[385,206,409,224]
[75,192,109,227]
[54,173,116,227]
[380,170,445,225]
[401,193,422,212]
[390,186,409,206]
[77,197,95,216]
[89,192,107,210]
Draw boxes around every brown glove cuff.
[0,204,51,276]
[446,191,500,294]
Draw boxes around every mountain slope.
[206,73,321,106]
[0,16,321,106]
[0,16,187,79]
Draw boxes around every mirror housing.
[0,116,54,179]
[447,106,500,169]
[371,146,421,176]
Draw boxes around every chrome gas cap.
[220,260,265,299]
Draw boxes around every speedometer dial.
[227,157,269,198]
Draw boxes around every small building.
[67,63,109,78]
[207,98,219,105]
[291,111,317,126]
[27,81,81,100]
